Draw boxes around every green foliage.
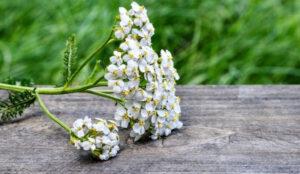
[2,77,34,87]
[86,60,105,84]
[63,35,77,84]
[0,90,36,122]
[0,0,300,84]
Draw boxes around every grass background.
[0,0,300,85]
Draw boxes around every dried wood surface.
[0,86,300,174]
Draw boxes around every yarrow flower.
[105,1,183,141]
[70,116,120,160]
[0,1,186,162]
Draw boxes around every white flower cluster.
[71,116,120,160]
[105,2,183,141]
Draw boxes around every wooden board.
[0,86,300,173]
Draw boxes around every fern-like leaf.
[63,34,77,83]
[0,90,36,122]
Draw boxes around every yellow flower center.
[138,120,145,126]
[113,70,118,76]
[122,90,129,96]
[123,113,129,120]
[154,99,159,105]
[158,122,163,128]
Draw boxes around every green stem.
[35,92,71,133]
[85,89,124,103]
[97,81,108,86]
[0,82,106,95]
[0,82,121,102]
[92,89,113,93]
[85,60,103,84]
[0,83,32,92]
[38,83,95,94]
[64,31,115,87]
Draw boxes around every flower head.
[106,1,183,141]
[71,116,120,160]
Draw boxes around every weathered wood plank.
[0,86,300,173]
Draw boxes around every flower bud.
[70,117,120,160]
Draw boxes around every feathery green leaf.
[63,34,77,84]
[0,90,36,122]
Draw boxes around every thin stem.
[0,83,32,92]
[0,82,101,95]
[96,81,108,86]
[85,89,124,103]
[85,60,102,84]
[64,31,115,87]
[35,92,71,133]
[91,76,104,86]
[38,83,95,94]
[88,60,101,80]
[0,82,117,101]
[92,89,113,93]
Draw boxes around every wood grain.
[0,86,300,174]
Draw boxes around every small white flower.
[128,49,141,61]
[83,116,92,128]
[126,102,141,119]
[133,119,145,135]
[138,61,149,73]
[150,134,158,140]
[145,100,155,112]
[108,133,119,145]
[120,42,129,51]
[127,38,140,50]
[108,80,125,93]
[140,109,149,120]
[76,129,85,138]
[164,127,172,136]
[173,120,183,129]
[120,14,131,27]
[99,151,109,160]
[119,7,127,14]
[110,51,123,65]
[73,140,81,149]
[126,60,139,78]
[157,110,168,118]
[131,2,144,13]
[133,88,147,101]
[93,122,110,135]
[114,105,130,128]
[144,23,154,35]
[110,145,120,157]
[143,46,157,64]
[72,118,83,129]
[105,64,123,80]
[114,29,125,40]
[101,135,112,145]
[81,141,93,151]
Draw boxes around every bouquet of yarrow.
[0,2,182,160]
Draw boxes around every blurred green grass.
[0,0,300,84]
